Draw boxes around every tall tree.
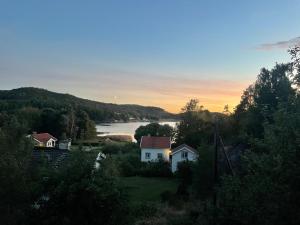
[0,117,33,225]
[175,99,214,148]
[134,123,174,143]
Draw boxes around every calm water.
[96,121,178,141]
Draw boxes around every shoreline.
[97,119,180,125]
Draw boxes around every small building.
[140,136,171,162]
[59,139,72,150]
[170,144,198,172]
[31,133,57,148]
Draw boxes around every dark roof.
[31,149,69,168]
[171,144,198,155]
[140,136,171,149]
[32,133,57,143]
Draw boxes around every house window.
[157,153,163,160]
[181,151,188,159]
[145,152,151,159]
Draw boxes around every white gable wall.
[46,138,57,147]
[171,147,197,172]
[141,148,170,162]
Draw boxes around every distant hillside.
[0,87,176,122]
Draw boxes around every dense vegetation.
[134,122,174,143]
[0,47,300,225]
[0,87,175,140]
[0,87,175,123]
[153,46,300,225]
[0,117,129,225]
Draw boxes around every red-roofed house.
[31,133,58,148]
[140,136,171,162]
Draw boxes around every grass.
[120,176,179,203]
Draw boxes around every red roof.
[140,136,171,149]
[32,133,57,143]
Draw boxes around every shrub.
[175,161,193,184]
[131,202,157,219]
[160,190,173,203]
[101,142,139,155]
[139,160,173,177]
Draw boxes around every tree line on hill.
[0,87,175,122]
[0,87,176,140]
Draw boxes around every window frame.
[181,151,188,159]
[145,152,151,159]
[157,153,163,160]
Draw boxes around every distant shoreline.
[97,119,180,125]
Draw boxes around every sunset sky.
[1,0,300,113]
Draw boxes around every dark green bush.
[138,160,172,177]
[131,202,157,219]
[160,190,173,202]
[175,161,193,184]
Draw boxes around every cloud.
[256,36,300,50]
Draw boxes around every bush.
[117,154,142,176]
[131,202,157,219]
[138,160,173,177]
[28,150,129,225]
[175,161,193,184]
[192,145,214,198]
[160,190,173,202]
[101,142,139,155]
[101,143,123,154]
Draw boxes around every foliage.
[175,99,215,148]
[29,149,129,225]
[0,87,175,124]
[0,117,33,225]
[130,202,158,219]
[118,154,142,176]
[192,145,214,198]
[214,49,300,225]
[101,142,140,155]
[175,161,193,185]
[0,117,130,225]
[120,177,178,203]
[134,123,174,143]
[234,63,295,139]
[288,45,300,86]
[139,160,173,177]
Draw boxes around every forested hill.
[0,87,176,122]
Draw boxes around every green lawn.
[120,176,179,203]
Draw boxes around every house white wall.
[46,138,56,147]
[141,148,170,162]
[171,147,197,172]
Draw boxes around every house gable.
[171,144,198,156]
[170,144,198,172]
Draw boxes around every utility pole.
[219,135,235,176]
[213,118,219,208]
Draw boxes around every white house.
[170,144,198,172]
[31,132,57,148]
[140,136,171,162]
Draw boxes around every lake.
[96,121,178,142]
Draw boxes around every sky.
[1,0,300,113]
